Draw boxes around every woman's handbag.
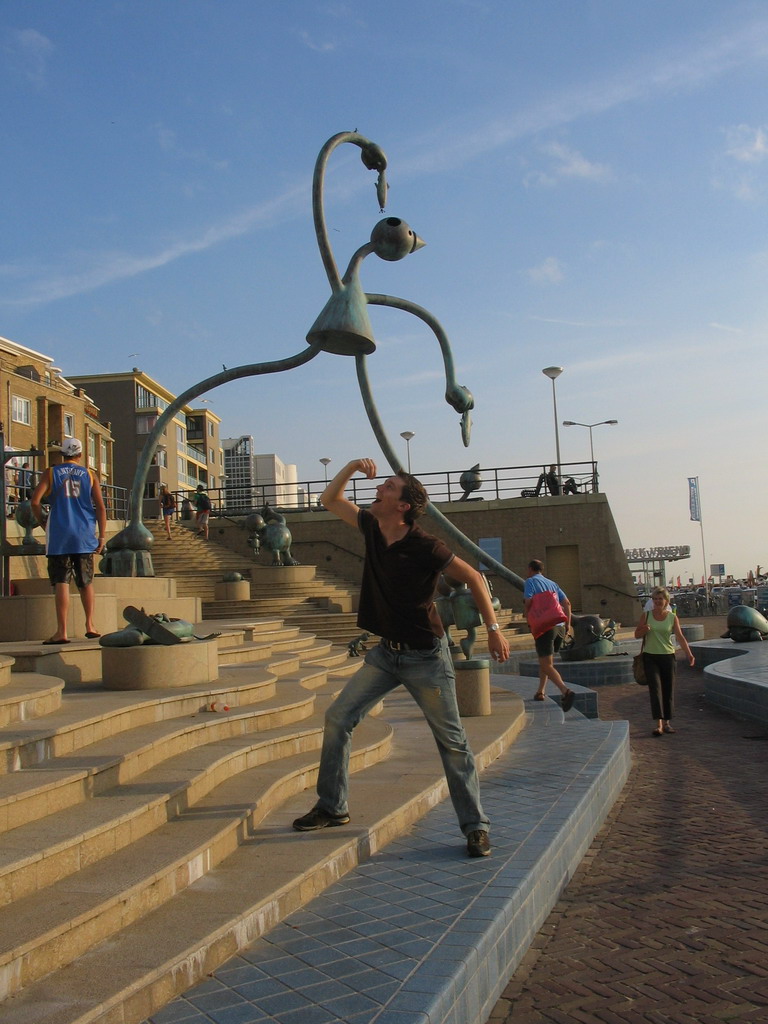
[633,614,648,684]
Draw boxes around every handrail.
[584,581,639,602]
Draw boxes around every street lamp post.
[400,431,415,472]
[541,367,563,488]
[562,419,618,492]
[319,457,331,485]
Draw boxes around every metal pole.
[552,378,562,483]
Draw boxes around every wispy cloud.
[5,28,54,89]
[708,321,743,334]
[7,16,768,308]
[397,18,768,174]
[524,141,614,188]
[155,124,229,172]
[527,258,565,285]
[529,315,633,329]
[725,124,768,163]
[298,31,337,52]
[0,183,308,307]
[714,123,768,201]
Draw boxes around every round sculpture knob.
[369,217,425,262]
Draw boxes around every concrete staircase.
[150,522,531,648]
[0,613,525,1024]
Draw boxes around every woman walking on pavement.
[635,586,695,736]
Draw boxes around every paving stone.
[491,634,768,1024]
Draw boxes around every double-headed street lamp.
[541,367,564,485]
[562,419,618,492]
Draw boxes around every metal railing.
[169,461,601,517]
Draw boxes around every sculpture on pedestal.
[721,605,768,643]
[559,614,617,661]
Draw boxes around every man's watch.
[487,623,500,633]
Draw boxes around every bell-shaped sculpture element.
[306,271,376,356]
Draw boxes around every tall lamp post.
[319,457,331,484]
[400,431,415,472]
[562,420,618,492]
[541,367,563,486]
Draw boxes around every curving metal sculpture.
[103,131,524,590]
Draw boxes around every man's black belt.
[381,637,437,652]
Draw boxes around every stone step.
[0,674,64,726]
[0,687,524,1024]
[0,708,393,1004]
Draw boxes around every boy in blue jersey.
[31,438,107,644]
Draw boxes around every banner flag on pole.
[688,477,701,522]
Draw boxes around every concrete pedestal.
[213,581,251,601]
[681,623,705,642]
[454,660,492,716]
[102,638,219,690]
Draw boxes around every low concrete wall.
[0,586,201,642]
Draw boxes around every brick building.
[1,335,115,511]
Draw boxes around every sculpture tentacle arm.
[354,351,524,593]
[313,132,388,294]
[367,292,474,445]
[124,343,323,533]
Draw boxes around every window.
[100,439,108,475]
[153,448,168,468]
[87,434,97,468]
[176,424,186,446]
[208,422,214,437]
[64,413,75,436]
[209,448,215,464]
[136,414,158,434]
[11,396,31,425]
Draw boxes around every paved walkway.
[488,618,768,1024]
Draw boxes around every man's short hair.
[397,472,428,524]
[528,559,544,573]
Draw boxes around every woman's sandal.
[663,724,676,734]
[533,692,546,701]
[652,728,663,736]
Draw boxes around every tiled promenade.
[490,618,768,1023]
[144,617,768,1024]
[143,681,629,1024]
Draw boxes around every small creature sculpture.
[721,605,768,643]
[459,464,483,501]
[99,606,220,647]
[347,632,370,657]
[435,574,501,660]
[559,614,616,661]
[252,504,300,566]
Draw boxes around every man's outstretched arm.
[321,458,377,527]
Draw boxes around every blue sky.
[2,1,767,582]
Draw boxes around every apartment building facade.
[1,335,115,508]
[69,370,223,518]
[222,436,299,511]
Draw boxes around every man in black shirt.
[293,458,509,857]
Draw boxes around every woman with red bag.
[524,559,575,711]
